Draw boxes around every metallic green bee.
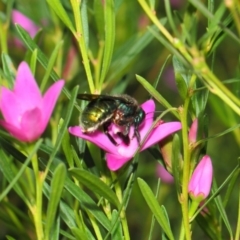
[78,94,146,145]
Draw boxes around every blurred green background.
[0,0,239,239]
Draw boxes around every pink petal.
[156,164,174,183]
[42,80,64,127]
[12,10,39,38]
[141,99,155,117]
[14,62,42,110]
[106,153,131,171]
[141,122,182,151]
[0,120,26,141]
[188,155,213,198]
[68,126,119,153]
[0,107,41,142]
[20,107,43,141]
[0,88,23,127]
[189,118,198,144]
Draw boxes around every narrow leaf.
[136,74,179,119]
[45,163,67,239]
[46,0,75,33]
[111,210,122,240]
[100,0,115,86]
[137,178,174,240]
[1,53,15,88]
[70,168,120,208]
[64,178,111,231]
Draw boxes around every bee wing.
[77,93,131,103]
[77,94,101,101]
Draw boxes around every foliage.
[0,0,239,240]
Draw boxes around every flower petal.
[42,80,64,128]
[12,10,39,38]
[20,107,43,141]
[68,126,119,153]
[0,120,25,141]
[106,153,131,171]
[156,164,174,183]
[188,155,213,198]
[141,122,182,151]
[189,118,198,144]
[141,99,155,118]
[0,87,23,127]
[0,107,43,142]
[14,62,42,110]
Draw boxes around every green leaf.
[111,210,122,240]
[1,53,15,88]
[0,139,42,204]
[40,40,64,91]
[71,227,91,240]
[81,0,89,48]
[64,178,111,231]
[223,166,240,207]
[137,178,174,240]
[70,168,120,208]
[45,86,79,171]
[59,201,77,228]
[135,74,179,119]
[30,48,38,75]
[50,216,60,240]
[153,54,171,90]
[45,163,67,239]
[46,0,75,33]
[191,88,209,117]
[171,134,182,194]
[147,25,189,67]
[0,136,27,163]
[172,55,189,100]
[6,236,15,240]
[99,0,115,86]
[212,181,233,239]
[109,28,156,82]
[94,0,104,39]
[61,126,74,168]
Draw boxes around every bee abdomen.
[80,99,117,132]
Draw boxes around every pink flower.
[188,118,198,144]
[0,62,64,142]
[188,155,213,199]
[12,10,39,38]
[69,100,182,171]
[156,164,174,183]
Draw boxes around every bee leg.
[116,124,130,145]
[103,122,118,146]
[132,127,141,146]
[117,132,130,145]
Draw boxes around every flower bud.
[188,155,213,200]
[188,118,198,144]
[156,164,174,184]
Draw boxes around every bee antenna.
[145,110,163,115]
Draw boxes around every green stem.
[111,172,130,240]
[0,21,8,53]
[138,0,173,43]
[235,188,240,240]
[29,144,44,240]
[70,0,95,93]
[179,98,192,240]
[201,65,240,114]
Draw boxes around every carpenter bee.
[78,94,146,146]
